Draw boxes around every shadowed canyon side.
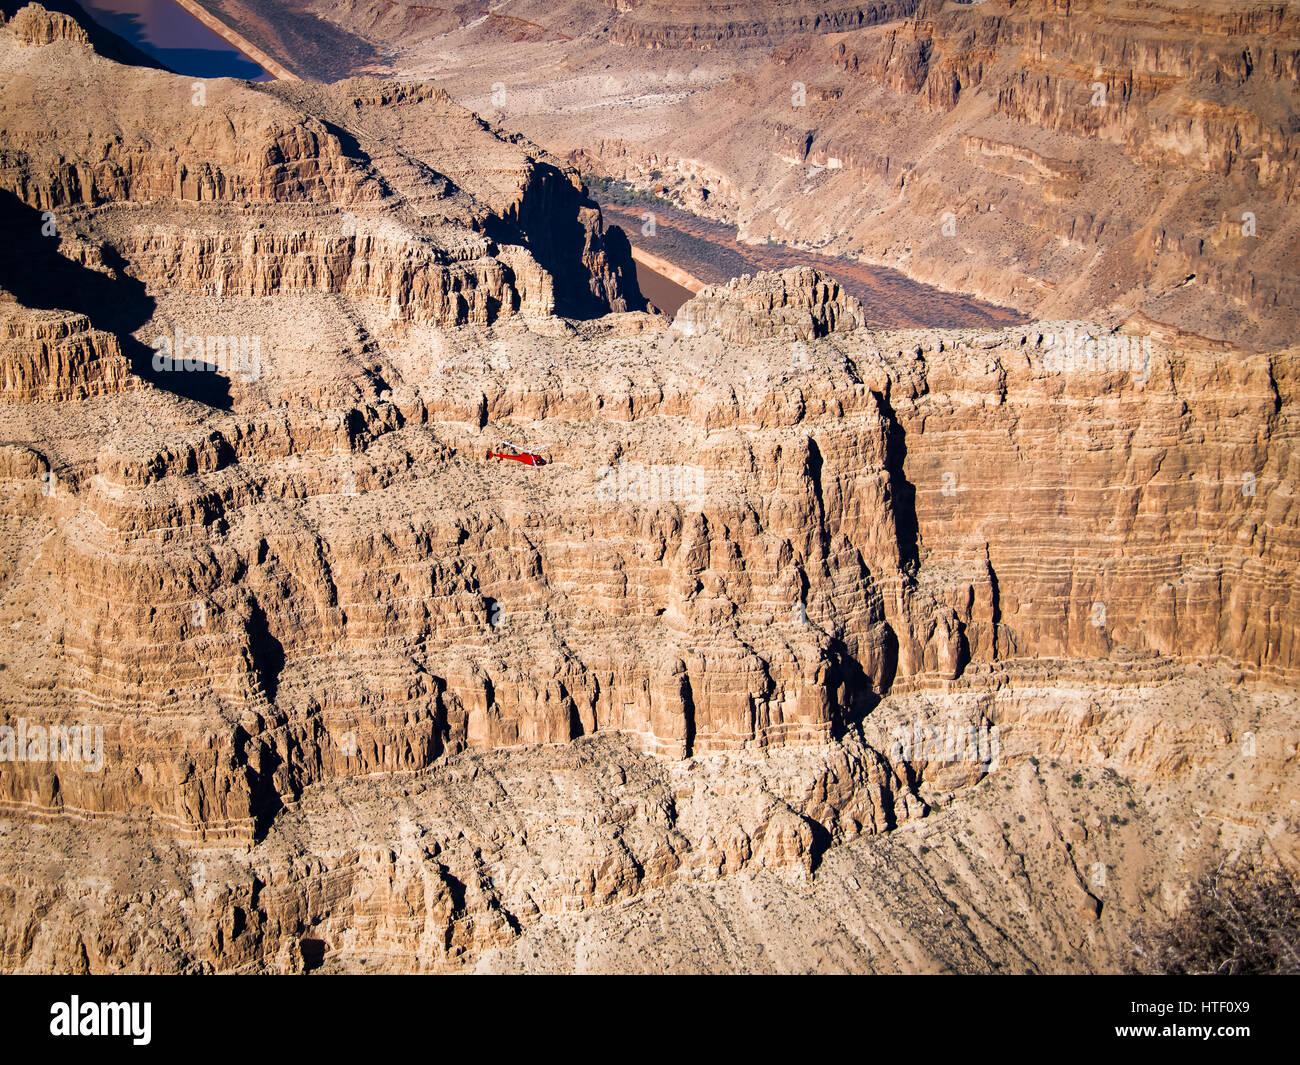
[0,3,1297,977]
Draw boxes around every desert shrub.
[1129,857,1300,974]
[579,173,671,209]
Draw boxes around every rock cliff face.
[0,306,138,401]
[607,0,920,49]
[3,2,86,45]
[3,671,1295,973]
[0,5,1296,974]
[0,13,642,325]
[0,261,1295,841]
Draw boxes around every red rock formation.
[0,305,137,401]
[0,25,642,326]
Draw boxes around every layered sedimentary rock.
[3,1,85,45]
[3,671,1295,973]
[672,266,867,339]
[0,305,137,401]
[0,4,1297,974]
[604,0,1300,350]
[607,0,920,49]
[1,264,1295,848]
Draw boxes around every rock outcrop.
[0,19,643,326]
[607,0,920,49]
[2,2,88,46]
[0,304,138,401]
[672,267,866,340]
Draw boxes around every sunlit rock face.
[0,3,1295,974]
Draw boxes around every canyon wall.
[607,0,921,49]
[0,4,1296,973]
[597,0,1300,350]
[0,10,642,326]
[1,265,1295,842]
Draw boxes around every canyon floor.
[0,2,1297,974]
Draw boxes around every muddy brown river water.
[599,199,1027,327]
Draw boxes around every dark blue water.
[77,0,271,80]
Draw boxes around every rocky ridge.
[0,8,642,327]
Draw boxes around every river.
[598,198,1027,327]
[76,0,271,79]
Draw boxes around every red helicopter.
[486,441,548,467]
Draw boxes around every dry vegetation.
[1130,856,1300,975]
